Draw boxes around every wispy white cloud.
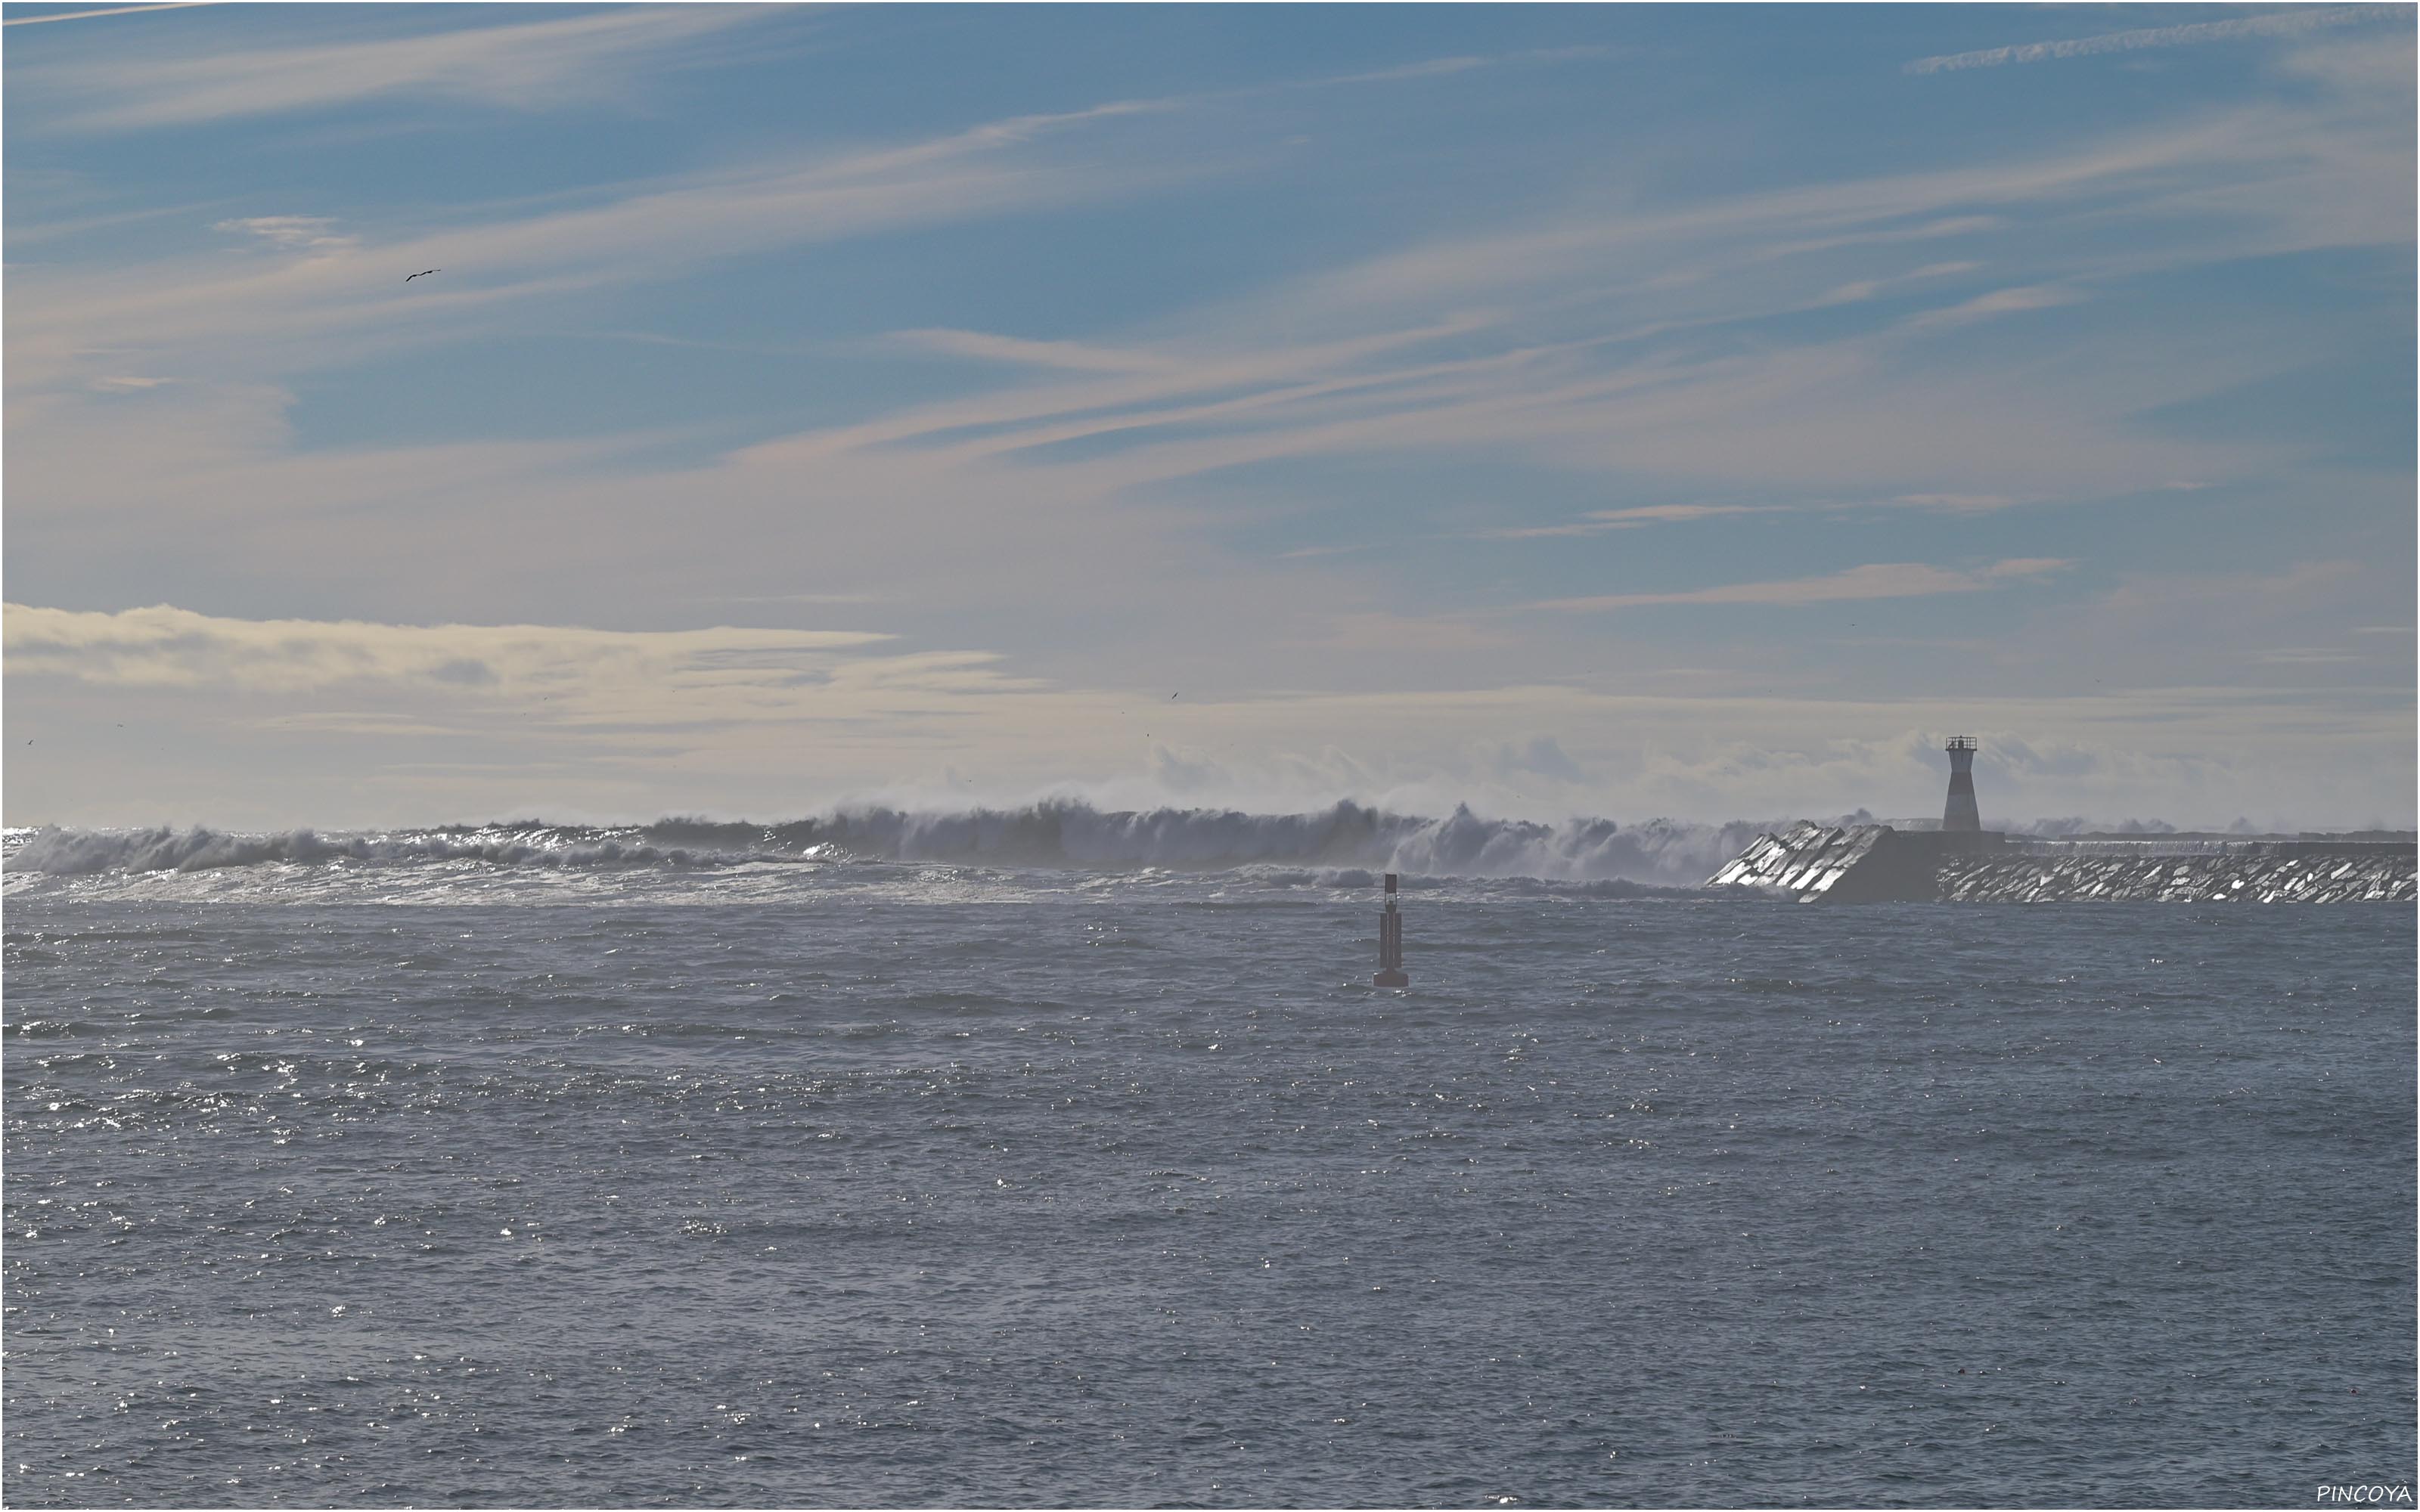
[1891,492,2019,513]
[892,327,1186,375]
[1811,257,1985,306]
[1478,503,1783,538]
[4,603,895,697]
[5,101,1192,391]
[14,69,2384,687]
[1,2,209,26]
[1980,558,2073,579]
[1274,544,1367,561]
[696,101,2391,519]
[35,5,793,132]
[1902,283,2085,330]
[213,215,357,253]
[1579,503,1774,525]
[1534,559,2071,613]
[1904,5,2404,76]
[17,45,2395,522]
[1248,120,2267,330]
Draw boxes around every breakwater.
[1942,841,2415,903]
[1709,823,2416,903]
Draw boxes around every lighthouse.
[1373,873,1409,987]
[1942,736,1981,833]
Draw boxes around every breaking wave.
[5,801,1779,887]
[3,824,736,876]
[650,801,1771,882]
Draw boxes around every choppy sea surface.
[5,826,2414,1507]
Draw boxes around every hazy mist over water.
[5,846,2412,1507]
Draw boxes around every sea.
[4,808,2414,1508]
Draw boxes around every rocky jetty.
[1708,823,2415,903]
[1940,845,2415,903]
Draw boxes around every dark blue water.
[6,878,2413,1506]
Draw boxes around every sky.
[4,2,2413,831]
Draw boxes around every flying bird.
[403,268,442,283]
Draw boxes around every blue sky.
[5,2,2413,829]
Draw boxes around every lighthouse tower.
[1942,736,1981,832]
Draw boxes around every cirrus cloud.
[4,602,893,697]
[1534,558,2072,613]
[1904,6,2404,76]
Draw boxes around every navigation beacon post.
[1373,872,1409,988]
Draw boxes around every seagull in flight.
[403,268,441,283]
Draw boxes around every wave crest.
[655,800,1771,884]
[5,824,740,876]
[5,801,1777,885]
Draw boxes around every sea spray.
[9,801,1772,885]
[3,801,2255,886]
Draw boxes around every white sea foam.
[4,823,749,876]
[6,801,1778,886]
